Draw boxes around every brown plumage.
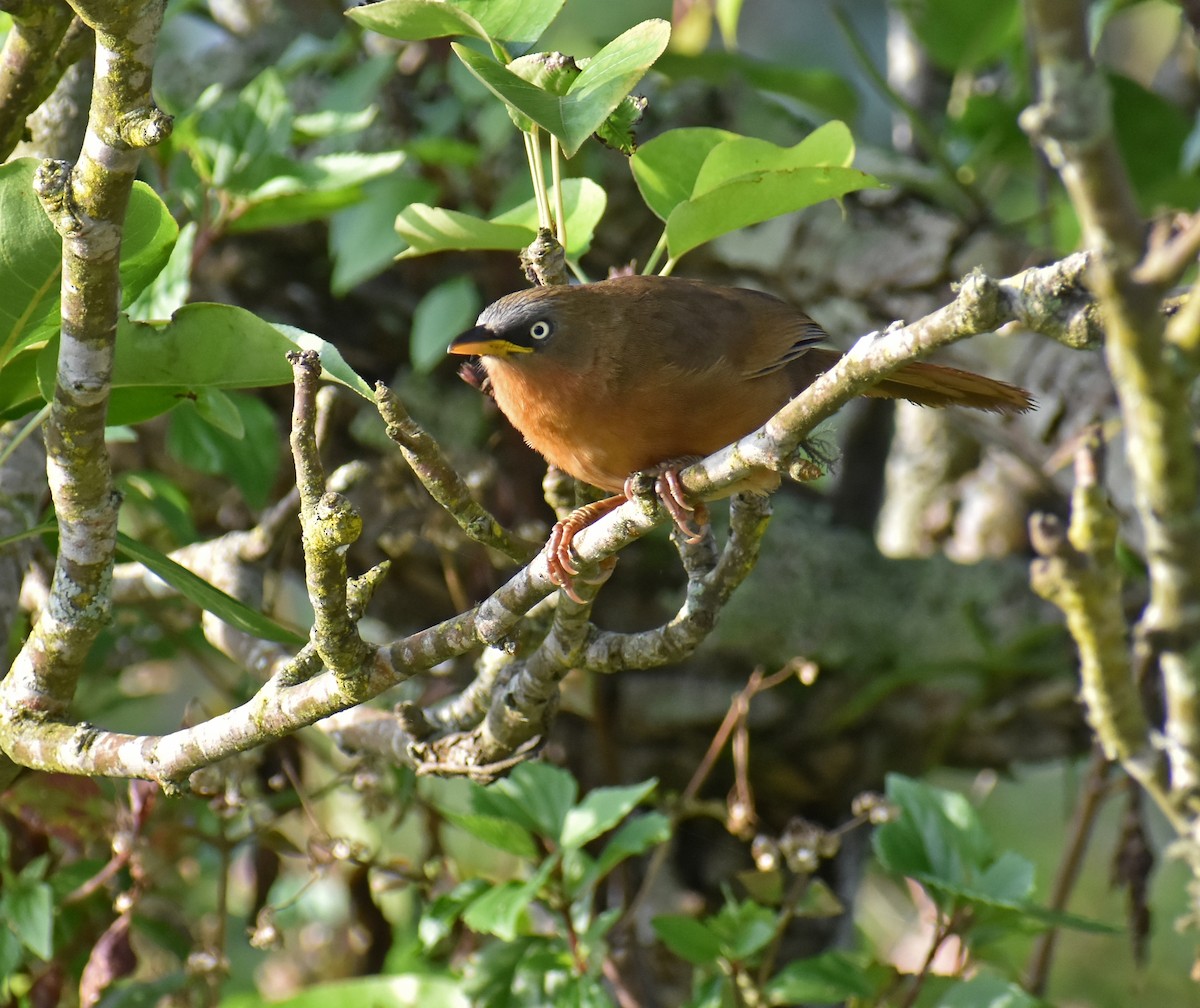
[447,274,1033,593]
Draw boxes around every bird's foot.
[546,495,625,602]
[624,458,709,544]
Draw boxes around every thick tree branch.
[1029,434,1174,825]
[1023,0,1200,796]
[0,0,79,160]
[0,0,169,722]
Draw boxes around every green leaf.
[873,774,991,886]
[764,950,886,1005]
[491,177,607,257]
[117,471,199,545]
[692,122,856,194]
[395,204,532,259]
[0,344,43,420]
[708,899,777,960]
[399,178,607,260]
[329,174,438,294]
[652,915,723,966]
[893,0,1021,72]
[591,812,671,881]
[2,874,53,959]
[115,533,307,646]
[0,159,71,364]
[121,183,182,309]
[594,93,647,155]
[127,221,196,322]
[654,51,857,122]
[484,761,577,841]
[273,324,375,400]
[0,159,179,366]
[560,778,656,849]
[221,975,470,1008]
[410,276,480,374]
[631,123,876,259]
[976,849,1035,903]
[165,394,280,509]
[452,19,670,157]
[439,810,538,859]
[419,879,490,952]
[461,856,557,940]
[665,163,880,261]
[192,387,244,438]
[189,69,294,191]
[228,150,408,233]
[934,972,1040,1008]
[77,304,372,417]
[631,127,740,221]
[348,0,489,44]
[0,927,21,983]
[348,0,566,46]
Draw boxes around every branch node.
[33,157,85,235]
[115,104,173,148]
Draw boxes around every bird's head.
[447,286,569,363]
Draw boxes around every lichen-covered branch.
[1029,434,1172,823]
[375,381,539,563]
[0,0,80,160]
[1023,0,1200,797]
[289,350,373,691]
[0,236,1109,781]
[0,0,169,723]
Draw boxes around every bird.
[447,274,1033,597]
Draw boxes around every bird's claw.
[655,469,706,543]
[545,495,626,602]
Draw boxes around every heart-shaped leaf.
[630,122,882,262]
[665,164,881,260]
[452,19,670,157]
[630,127,739,220]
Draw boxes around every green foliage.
[875,775,1119,940]
[893,0,1023,72]
[401,764,669,1003]
[632,121,882,261]
[452,21,670,158]
[347,0,567,49]
[167,67,406,231]
[394,178,606,261]
[0,159,178,418]
[115,533,307,647]
[352,0,880,278]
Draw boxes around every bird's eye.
[529,320,553,340]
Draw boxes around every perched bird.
[448,274,1033,595]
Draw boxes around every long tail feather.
[793,348,1035,414]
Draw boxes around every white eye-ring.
[529,320,552,340]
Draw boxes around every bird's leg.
[624,457,709,544]
[547,494,626,601]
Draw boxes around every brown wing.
[594,275,828,380]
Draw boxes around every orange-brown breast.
[483,342,795,493]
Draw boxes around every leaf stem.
[0,403,49,469]
[643,230,668,275]
[524,127,552,231]
[550,134,567,250]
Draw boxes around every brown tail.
[795,347,1035,414]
